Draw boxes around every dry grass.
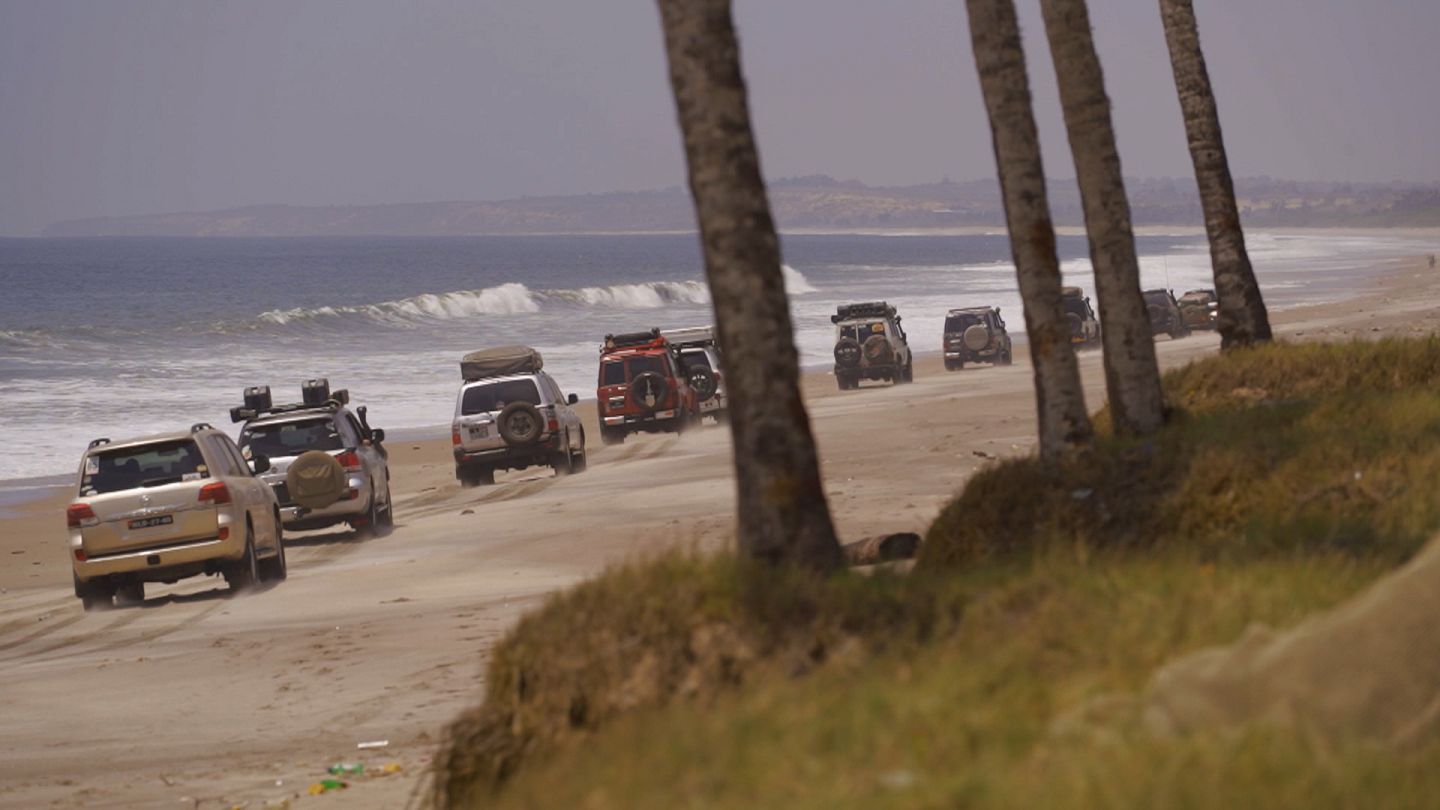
[921,338,1440,568]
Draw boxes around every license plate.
[469,426,489,439]
[129,514,174,530]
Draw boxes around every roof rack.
[832,301,895,324]
[229,397,348,425]
[87,437,111,450]
[662,325,717,350]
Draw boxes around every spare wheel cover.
[286,450,348,510]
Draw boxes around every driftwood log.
[841,533,921,566]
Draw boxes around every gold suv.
[68,423,286,611]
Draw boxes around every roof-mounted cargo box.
[832,301,895,324]
[662,325,717,350]
[461,346,545,382]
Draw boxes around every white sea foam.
[250,269,820,330]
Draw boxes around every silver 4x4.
[233,379,394,536]
[832,301,914,390]
[453,346,587,487]
[664,325,728,421]
[943,306,1014,370]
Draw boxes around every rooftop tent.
[460,346,544,382]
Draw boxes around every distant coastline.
[41,176,1440,238]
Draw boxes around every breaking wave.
[249,267,819,330]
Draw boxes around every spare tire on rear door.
[862,334,891,364]
[498,401,545,445]
[834,337,862,368]
[629,371,669,413]
[963,324,991,352]
[687,367,718,402]
[286,450,347,510]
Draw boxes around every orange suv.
[596,329,700,445]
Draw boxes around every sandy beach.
[1,248,1438,808]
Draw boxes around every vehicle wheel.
[572,431,588,472]
[76,575,114,612]
[225,524,260,593]
[259,514,288,582]
[551,445,575,476]
[115,580,145,606]
[459,466,495,487]
[901,358,915,383]
[1001,345,1014,366]
[378,483,396,529]
[601,426,625,446]
[356,493,383,537]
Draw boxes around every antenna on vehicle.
[1163,255,1173,290]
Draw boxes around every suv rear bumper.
[602,409,680,427]
[454,433,562,471]
[269,475,371,529]
[72,532,242,582]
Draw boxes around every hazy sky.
[2,0,1437,235]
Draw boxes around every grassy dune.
[436,339,1440,809]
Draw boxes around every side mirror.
[568,394,579,405]
[370,428,386,443]
[250,455,272,475]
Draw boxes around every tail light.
[451,430,461,446]
[73,548,87,562]
[336,450,362,470]
[67,504,96,529]
[198,482,231,505]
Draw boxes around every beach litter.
[308,779,347,795]
[356,739,389,749]
[327,762,364,776]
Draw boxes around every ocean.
[0,231,1430,484]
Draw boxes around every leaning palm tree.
[965,0,1093,457]
[1039,0,1165,435]
[1159,0,1272,349]
[655,0,842,570]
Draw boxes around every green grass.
[922,338,1440,568]
[435,338,1440,809]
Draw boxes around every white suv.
[665,326,728,422]
[452,347,587,487]
[831,301,914,390]
[68,424,285,611]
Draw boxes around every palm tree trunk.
[1039,0,1165,435]
[655,0,842,570]
[965,0,1093,458]
[1159,0,1272,349]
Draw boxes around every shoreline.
[2,251,1437,808]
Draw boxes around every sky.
[1,0,1438,235]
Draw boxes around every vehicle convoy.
[1178,288,1220,331]
[664,325,728,422]
[1144,288,1192,339]
[943,306,1014,370]
[68,423,285,611]
[832,301,914,390]
[597,329,700,444]
[1062,287,1103,348]
[453,346,587,485]
[233,379,394,535]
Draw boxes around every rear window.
[839,322,884,342]
[944,314,982,333]
[678,350,712,374]
[80,440,208,496]
[461,379,542,415]
[1144,291,1172,307]
[627,356,668,378]
[1063,297,1090,317]
[239,418,343,458]
[600,360,626,386]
